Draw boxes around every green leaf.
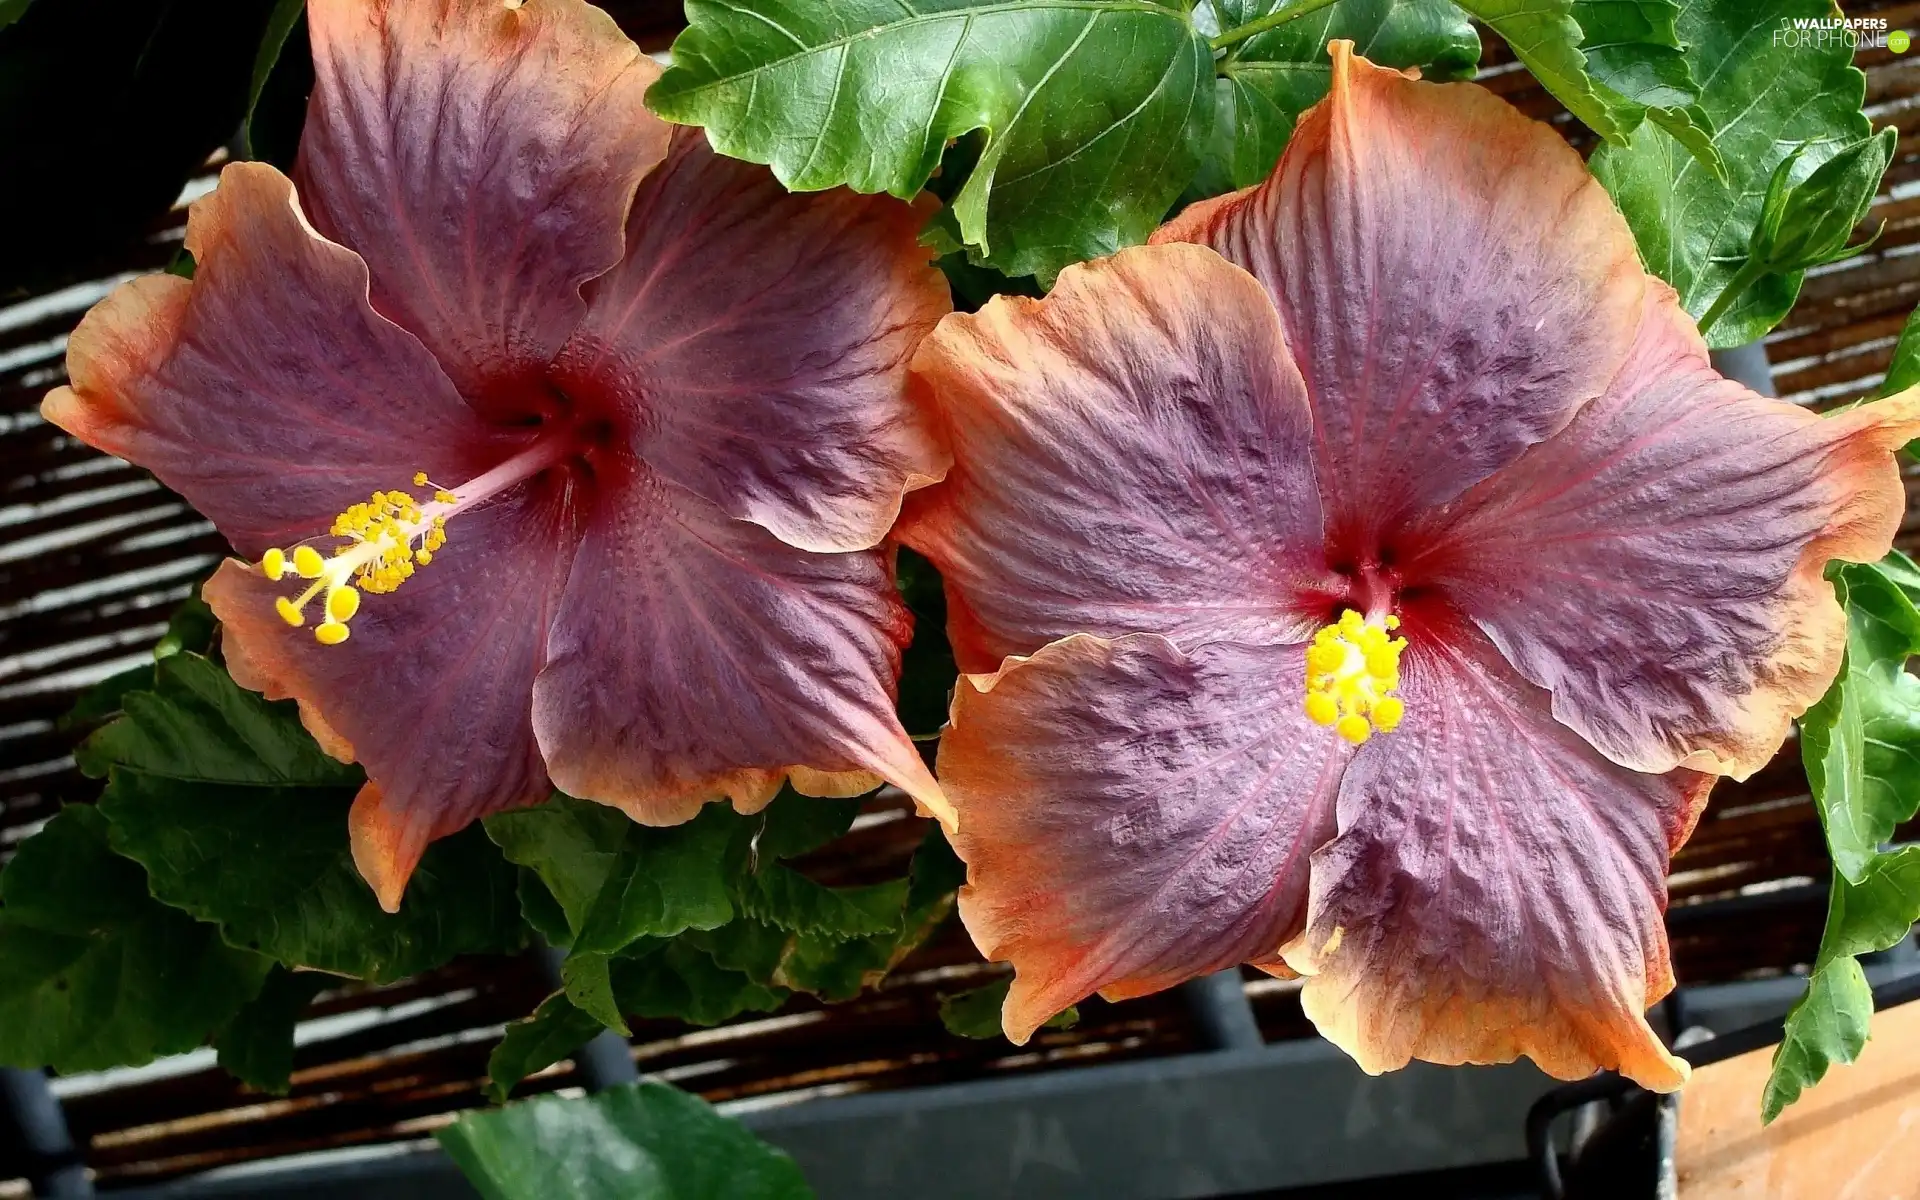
[241,0,304,158]
[85,655,523,981]
[152,589,216,660]
[0,0,34,34]
[1760,847,1920,1121]
[567,814,734,954]
[938,976,1078,1038]
[1880,304,1920,409]
[76,653,359,786]
[611,941,788,1025]
[1799,562,1920,883]
[738,870,908,940]
[1453,0,1626,141]
[896,548,960,737]
[1762,955,1872,1123]
[647,0,1214,283]
[1815,845,1920,967]
[561,951,629,1035]
[58,664,155,734]
[1191,0,1479,196]
[102,771,525,982]
[1590,0,1874,348]
[215,966,329,1094]
[439,1080,813,1200]
[1570,0,1722,179]
[486,992,608,1103]
[0,807,271,1073]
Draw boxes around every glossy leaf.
[1762,847,1920,1121]
[486,992,608,1104]
[241,0,305,158]
[75,652,359,786]
[1570,0,1721,177]
[1800,562,1920,883]
[215,966,329,1094]
[1192,0,1480,196]
[0,807,270,1073]
[1453,0,1626,140]
[103,771,525,982]
[440,1080,813,1200]
[1762,955,1872,1123]
[1591,0,1873,347]
[1881,305,1920,402]
[87,655,523,982]
[647,0,1213,283]
[738,870,907,940]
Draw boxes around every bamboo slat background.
[3,3,1919,1189]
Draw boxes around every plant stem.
[1209,0,1343,51]
[1694,257,1768,340]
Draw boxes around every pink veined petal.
[897,242,1333,674]
[1405,285,1920,778]
[203,476,581,913]
[41,162,495,558]
[529,451,948,829]
[553,128,951,554]
[939,634,1350,1043]
[297,0,667,411]
[1152,43,1646,554]
[1284,601,1711,1092]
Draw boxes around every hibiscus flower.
[43,0,951,911]
[899,43,1920,1089]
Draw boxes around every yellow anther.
[1373,695,1405,733]
[433,489,458,505]
[1305,692,1339,726]
[262,548,287,581]
[1304,609,1408,744]
[265,476,456,648]
[413,471,429,486]
[326,585,360,623]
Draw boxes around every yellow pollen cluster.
[259,474,452,646]
[1304,609,1407,746]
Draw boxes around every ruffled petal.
[939,634,1349,1042]
[1152,43,1645,550]
[898,242,1331,673]
[529,452,947,828]
[553,129,950,554]
[203,478,578,912]
[296,0,667,407]
[1284,603,1711,1091]
[1407,286,1920,778]
[42,162,495,558]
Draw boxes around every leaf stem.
[1695,257,1768,339]
[1209,0,1342,51]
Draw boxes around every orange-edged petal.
[297,0,667,409]
[940,634,1349,1042]
[898,243,1332,673]
[1406,284,1920,779]
[1285,601,1712,1092]
[553,128,950,555]
[529,451,948,829]
[41,162,494,558]
[204,478,578,912]
[1152,42,1645,553]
